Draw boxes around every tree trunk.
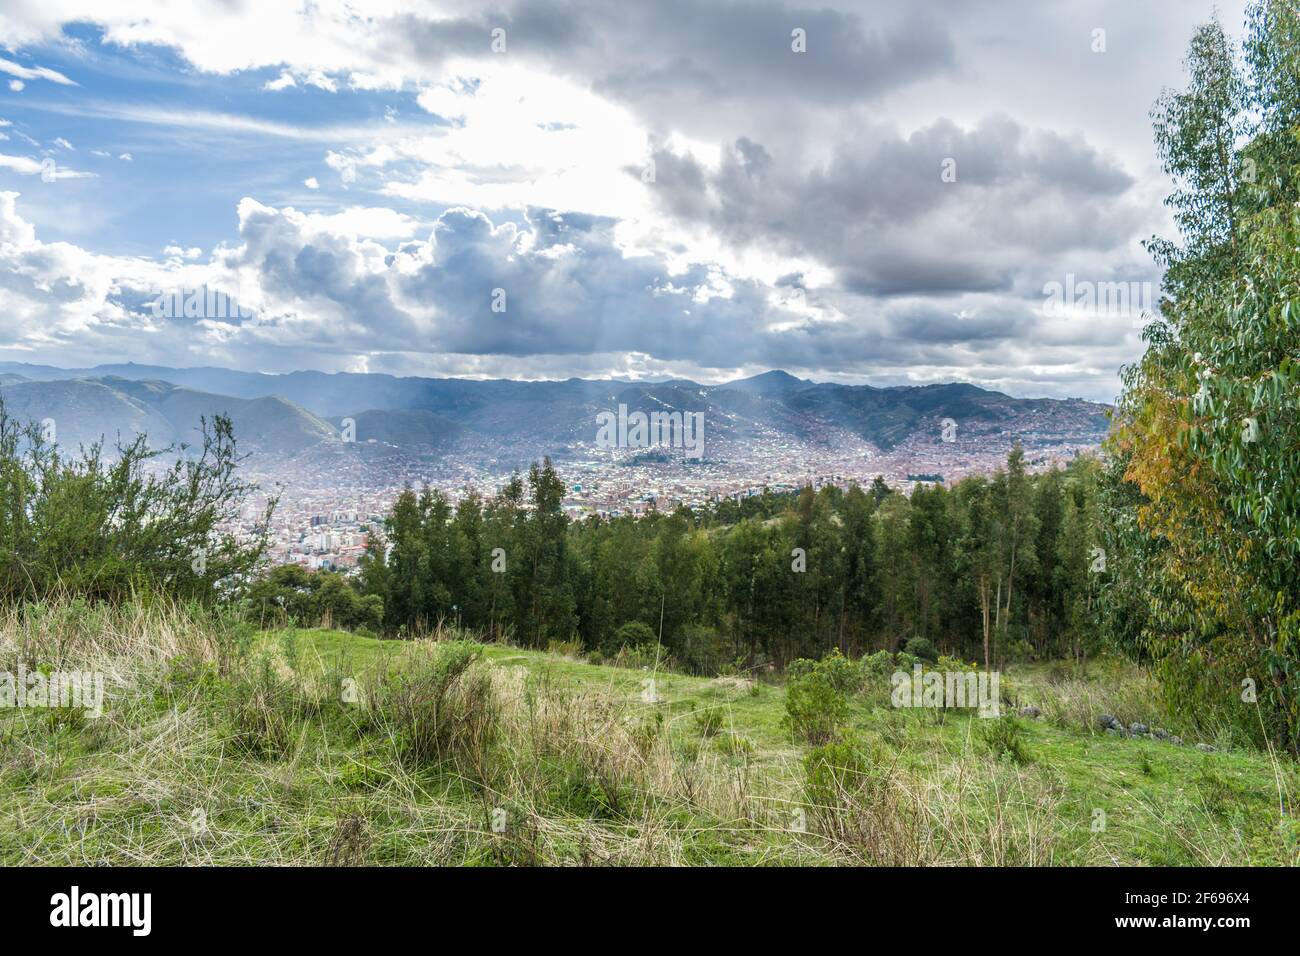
[980,580,991,671]
[1005,541,1017,624]
[994,577,1002,635]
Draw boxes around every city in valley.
[239,402,1107,572]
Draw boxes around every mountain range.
[0,362,1111,467]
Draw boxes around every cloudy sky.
[0,0,1250,401]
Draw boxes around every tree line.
[0,394,1103,679]
[350,448,1104,672]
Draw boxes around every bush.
[222,654,316,756]
[800,733,923,865]
[979,715,1032,765]
[936,654,977,672]
[785,650,855,745]
[804,736,874,814]
[245,567,383,632]
[714,730,754,757]
[861,650,895,678]
[903,637,939,663]
[603,620,658,656]
[692,706,724,738]
[611,643,672,670]
[0,407,270,606]
[790,647,860,693]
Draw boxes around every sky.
[0,0,1253,402]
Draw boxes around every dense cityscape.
[239,403,1107,572]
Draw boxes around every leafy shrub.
[1003,637,1035,662]
[804,736,872,813]
[603,620,657,656]
[245,566,382,631]
[858,650,899,707]
[714,730,754,757]
[979,715,1032,765]
[800,733,925,865]
[861,650,895,678]
[785,650,854,744]
[903,637,939,663]
[692,706,724,738]
[0,407,270,606]
[790,647,860,693]
[222,654,316,756]
[611,643,672,670]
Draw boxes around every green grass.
[475,641,1296,866]
[2,610,1296,866]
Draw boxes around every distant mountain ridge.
[0,376,336,454]
[0,362,1112,463]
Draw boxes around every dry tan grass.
[0,598,220,671]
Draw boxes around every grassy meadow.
[1,600,1296,867]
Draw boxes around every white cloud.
[318,62,659,225]
[0,153,94,179]
[0,154,42,174]
[0,55,74,86]
[303,70,337,92]
[264,69,338,93]
[0,189,1139,399]
[304,176,320,190]
[296,205,420,239]
[263,70,296,92]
